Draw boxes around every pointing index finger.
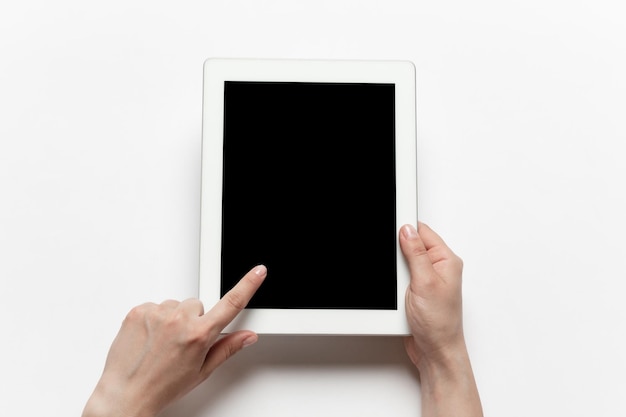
[204,265,267,331]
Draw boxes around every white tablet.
[199,58,417,335]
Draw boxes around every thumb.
[403,336,421,367]
[399,224,438,288]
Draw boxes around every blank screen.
[220,81,397,309]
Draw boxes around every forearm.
[417,344,483,417]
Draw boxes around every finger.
[179,298,205,316]
[417,222,461,266]
[201,331,258,378]
[399,224,438,277]
[203,265,267,331]
[416,222,449,251]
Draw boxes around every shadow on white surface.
[161,335,420,417]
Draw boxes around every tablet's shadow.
[160,335,419,417]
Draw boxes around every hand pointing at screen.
[82,265,267,417]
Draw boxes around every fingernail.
[243,334,258,348]
[254,265,267,278]
[402,224,418,240]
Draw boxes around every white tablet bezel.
[199,58,417,335]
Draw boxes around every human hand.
[400,223,483,417]
[82,265,267,417]
[399,223,465,370]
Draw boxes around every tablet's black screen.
[220,81,397,309]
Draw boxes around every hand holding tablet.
[199,58,418,335]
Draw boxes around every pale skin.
[400,222,483,417]
[83,223,483,417]
[82,265,268,417]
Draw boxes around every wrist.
[416,339,472,382]
[82,380,155,417]
[415,341,483,417]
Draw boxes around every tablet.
[199,58,417,335]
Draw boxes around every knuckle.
[125,302,153,322]
[225,289,247,311]
[224,341,239,359]
[164,309,184,325]
[163,311,208,345]
[186,298,205,315]
[410,243,429,258]
[163,308,191,332]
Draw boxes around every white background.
[1,1,625,416]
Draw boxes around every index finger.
[416,221,446,246]
[203,265,267,331]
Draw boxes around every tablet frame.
[199,58,417,335]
